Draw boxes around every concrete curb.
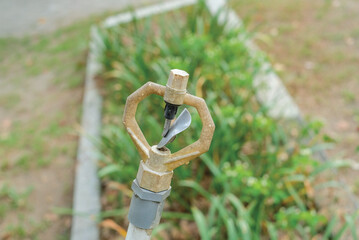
[70,26,103,240]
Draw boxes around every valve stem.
[162,102,179,137]
[161,69,188,139]
[162,119,171,137]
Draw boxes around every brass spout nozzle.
[164,69,189,105]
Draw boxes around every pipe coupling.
[128,179,171,229]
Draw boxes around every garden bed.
[95,1,357,239]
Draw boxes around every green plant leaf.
[192,207,210,240]
[98,164,122,178]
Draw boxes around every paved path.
[0,0,157,37]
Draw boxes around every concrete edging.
[70,26,103,240]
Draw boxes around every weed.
[4,224,27,238]
[0,184,33,219]
[15,154,31,169]
[0,93,21,110]
[1,219,50,240]
[342,90,355,103]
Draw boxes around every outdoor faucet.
[122,69,215,240]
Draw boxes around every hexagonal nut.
[136,161,173,192]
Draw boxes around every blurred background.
[234,0,359,219]
[0,0,157,238]
[0,0,358,239]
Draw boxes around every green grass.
[97,2,357,239]
[2,219,50,240]
[342,90,355,103]
[0,184,32,219]
[0,118,69,171]
[4,224,27,239]
[0,10,118,89]
[0,93,21,109]
[0,31,86,171]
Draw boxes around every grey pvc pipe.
[126,223,151,240]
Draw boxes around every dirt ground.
[0,36,83,239]
[234,0,359,208]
